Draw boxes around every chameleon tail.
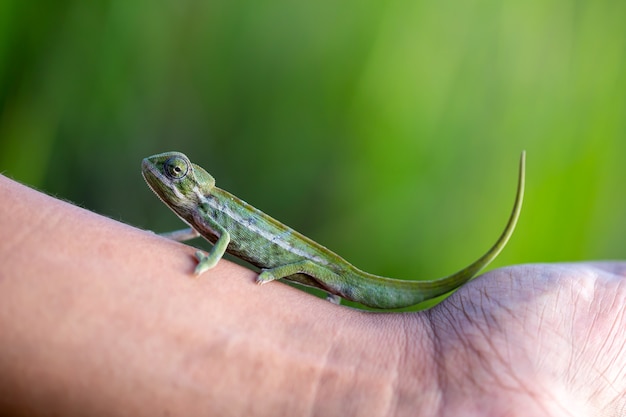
[348,151,525,309]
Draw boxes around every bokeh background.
[1,0,625,307]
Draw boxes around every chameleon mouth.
[141,158,172,204]
[141,156,193,214]
[141,159,158,190]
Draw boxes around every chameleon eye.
[164,157,189,179]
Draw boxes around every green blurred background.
[1,0,625,303]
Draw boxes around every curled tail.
[347,152,526,309]
[427,151,526,290]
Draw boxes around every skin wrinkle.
[534,300,549,366]
[533,275,589,417]
[610,316,626,388]
[380,314,406,417]
[306,320,339,417]
[468,302,527,395]
[607,397,626,417]
[476,286,515,335]
[594,355,621,401]
[558,267,617,410]
[534,268,573,365]
[481,302,573,417]
[592,306,626,399]
[431,303,494,413]
[587,285,626,412]
[431,297,491,393]
[426,306,451,416]
[305,326,364,411]
[551,265,626,415]
[569,271,598,382]
[604,282,626,356]
[577,299,603,388]
[603,333,626,414]
[371,313,425,417]
[434,299,471,372]
[418,310,446,417]
[566,279,584,386]
[432,275,576,417]
[310,314,401,417]
[244,337,313,415]
[580,272,625,398]
[393,312,441,417]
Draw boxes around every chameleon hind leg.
[326,294,342,304]
[257,261,345,304]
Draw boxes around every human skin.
[0,174,624,417]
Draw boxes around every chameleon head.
[142,151,216,215]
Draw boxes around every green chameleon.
[142,151,525,309]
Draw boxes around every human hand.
[421,262,626,416]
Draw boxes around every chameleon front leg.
[161,217,231,275]
[193,214,231,275]
[257,261,344,304]
[193,233,230,275]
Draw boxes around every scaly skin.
[142,151,525,309]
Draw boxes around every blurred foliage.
[1,0,625,306]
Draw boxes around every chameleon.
[142,151,525,309]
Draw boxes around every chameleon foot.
[256,270,277,285]
[326,294,342,304]
[194,251,219,275]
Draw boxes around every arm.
[0,175,434,416]
[0,175,624,416]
